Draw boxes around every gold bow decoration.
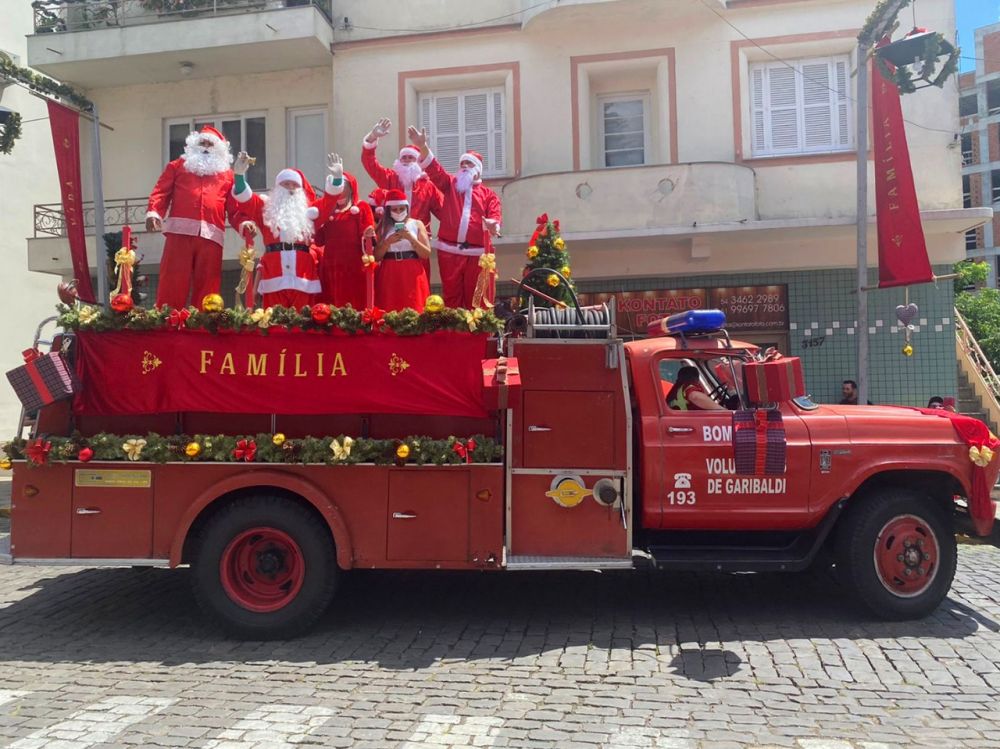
[78,305,100,326]
[362,254,377,267]
[471,253,497,309]
[969,445,995,468]
[462,308,485,332]
[250,307,273,329]
[110,247,137,302]
[122,438,147,462]
[330,436,354,461]
[235,246,258,304]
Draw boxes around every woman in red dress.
[313,154,375,309]
[373,189,431,311]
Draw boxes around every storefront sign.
[579,285,787,334]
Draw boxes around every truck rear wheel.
[190,495,338,639]
[836,489,956,620]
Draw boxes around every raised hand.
[233,151,253,176]
[484,218,501,238]
[145,216,162,233]
[327,152,344,179]
[366,118,391,142]
[406,125,428,149]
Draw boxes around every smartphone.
[394,222,405,231]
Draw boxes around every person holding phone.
[373,189,431,311]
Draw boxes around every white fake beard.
[181,134,233,176]
[455,168,476,195]
[393,159,423,189]
[263,187,314,243]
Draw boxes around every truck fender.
[168,469,353,570]
[845,460,970,502]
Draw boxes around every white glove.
[233,151,252,176]
[327,152,344,180]
[366,118,391,142]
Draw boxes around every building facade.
[11,0,984,423]
[960,22,1000,285]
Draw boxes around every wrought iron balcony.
[33,197,149,238]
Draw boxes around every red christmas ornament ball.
[311,303,332,324]
[110,293,134,312]
[78,447,94,462]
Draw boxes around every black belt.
[266,243,309,253]
[385,251,420,260]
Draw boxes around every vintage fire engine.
[2,303,996,639]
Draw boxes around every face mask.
[390,210,407,222]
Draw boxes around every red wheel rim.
[873,514,939,598]
[219,527,305,613]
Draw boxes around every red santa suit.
[233,168,321,310]
[313,171,375,310]
[361,142,443,227]
[147,126,240,308]
[421,149,501,309]
[376,191,430,312]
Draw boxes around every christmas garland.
[858,0,910,46]
[0,111,21,156]
[56,301,504,336]
[875,31,959,94]
[0,57,92,111]
[3,432,502,468]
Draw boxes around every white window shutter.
[417,87,507,176]
[834,59,850,147]
[462,92,490,173]
[767,65,799,152]
[801,61,833,149]
[751,67,765,153]
[434,95,462,172]
[492,90,505,176]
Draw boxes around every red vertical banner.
[871,57,933,289]
[47,100,96,302]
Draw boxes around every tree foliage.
[955,260,1000,370]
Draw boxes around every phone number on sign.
[722,303,786,315]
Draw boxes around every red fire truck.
[3,304,996,639]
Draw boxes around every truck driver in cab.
[666,365,726,411]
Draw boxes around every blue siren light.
[648,309,727,337]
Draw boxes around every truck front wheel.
[836,489,956,620]
[190,495,338,639]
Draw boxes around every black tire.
[190,494,338,639]
[836,488,956,620]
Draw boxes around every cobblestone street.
[0,540,998,748]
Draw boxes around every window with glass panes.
[166,114,266,189]
[598,94,649,167]
[418,87,506,177]
[749,56,852,157]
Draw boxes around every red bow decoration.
[452,438,477,464]
[233,439,257,462]
[26,439,52,466]
[21,349,40,364]
[535,213,549,227]
[167,308,191,331]
[363,307,385,330]
[553,219,560,232]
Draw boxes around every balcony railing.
[31,0,332,34]
[33,197,149,238]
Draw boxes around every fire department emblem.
[388,353,410,376]
[141,350,162,375]
[545,474,593,508]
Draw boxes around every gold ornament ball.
[560,266,571,277]
[526,246,539,259]
[396,444,411,459]
[201,293,224,313]
[185,442,201,458]
[902,343,914,357]
[424,294,445,313]
[547,274,560,288]
[554,238,566,251]
[0,457,11,470]
[272,433,286,446]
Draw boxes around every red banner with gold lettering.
[871,58,933,289]
[73,330,490,417]
[48,101,95,302]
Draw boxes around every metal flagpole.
[856,38,870,406]
[90,103,109,306]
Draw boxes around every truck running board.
[644,499,846,573]
[506,555,634,571]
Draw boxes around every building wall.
[0,6,65,433]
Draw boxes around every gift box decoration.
[733,409,786,475]
[6,349,80,413]
[482,356,521,411]
[743,356,805,404]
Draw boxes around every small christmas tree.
[519,213,575,308]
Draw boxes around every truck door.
[650,353,811,531]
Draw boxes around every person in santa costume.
[373,189,431,312]
[146,126,242,308]
[408,125,501,309]
[232,155,321,310]
[362,118,442,229]
[313,153,376,310]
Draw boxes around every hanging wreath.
[875,30,959,95]
[0,111,21,156]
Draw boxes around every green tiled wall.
[501,265,956,407]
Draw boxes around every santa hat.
[460,151,484,176]
[274,167,317,204]
[384,189,409,207]
[198,126,226,145]
[398,145,421,161]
